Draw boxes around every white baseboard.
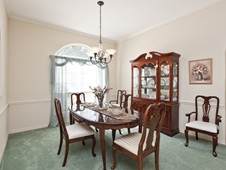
[0,135,8,165]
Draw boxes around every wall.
[117,1,226,144]
[7,19,117,133]
[0,0,8,163]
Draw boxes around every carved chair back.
[54,98,69,140]
[121,94,132,111]
[195,95,220,125]
[71,92,86,106]
[116,90,126,104]
[139,102,166,154]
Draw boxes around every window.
[49,43,108,127]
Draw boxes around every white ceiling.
[4,0,223,42]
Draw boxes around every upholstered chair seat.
[185,121,218,134]
[66,123,95,139]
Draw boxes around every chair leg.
[195,131,199,140]
[184,129,189,147]
[95,128,98,132]
[112,130,116,144]
[138,155,143,170]
[155,150,159,170]
[62,142,69,167]
[127,128,131,134]
[212,136,218,157]
[58,130,63,155]
[111,145,117,170]
[91,136,96,157]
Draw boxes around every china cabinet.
[130,51,180,136]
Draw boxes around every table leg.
[112,129,116,143]
[99,128,106,170]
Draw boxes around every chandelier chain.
[99,2,102,44]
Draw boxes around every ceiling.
[4,0,223,42]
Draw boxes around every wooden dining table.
[69,103,140,170]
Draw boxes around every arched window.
[49,43,109,127]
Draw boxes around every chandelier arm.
[103,55,113,64]
[90,57,97,65]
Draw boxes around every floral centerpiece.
[90,86,112,108]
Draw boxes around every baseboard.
[9,124,49,134]
[0,135,8,165]
[0,104,9,165]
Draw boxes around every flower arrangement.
[191,63,209,81]
[89,86,112,107]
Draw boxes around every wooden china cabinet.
[130,51,180,136]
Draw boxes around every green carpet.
[0,127,226,170]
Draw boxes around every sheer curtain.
[49,44,109,127]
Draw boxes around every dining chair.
[71,92,99,132]
[120,94,132,134]
[54,98,96,167]
[109,90,127,107]
[184,95,221,157]
[70,92,86,124]
[111,102,166,170]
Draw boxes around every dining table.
[69,103,140,170]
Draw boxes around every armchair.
[184,95,221,157]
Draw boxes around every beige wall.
[0,0,8,163]
[117,1,226,144]
[7,19,117,133]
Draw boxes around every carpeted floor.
[0,127,226,170]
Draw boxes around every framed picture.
[189,58,212,84]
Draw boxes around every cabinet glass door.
[160,61,170,101]
[141,63,157,99]
[133,67,139,97]
[173,62,178,101]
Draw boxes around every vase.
[97,96,104,108]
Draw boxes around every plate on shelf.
[163,65,170,75]
[161,79,165,87]
[165,79,169,86]
[147,78,155,87]
[141,79,147,86]
[150,68,156,76]
[173,78,177,88]
[144,67,150,76]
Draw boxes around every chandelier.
[89,1,116,66]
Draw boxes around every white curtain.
[49,55,109,127]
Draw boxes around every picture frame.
[189,58,212,84]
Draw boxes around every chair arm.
[216,115,222,126]
[185,111,196,123]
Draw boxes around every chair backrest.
[71,92,86,106]
[54,98,69,139]
[139,103,166,154]
[116,90,126,104]
[121,94,132,111]
[195,95,220,124]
